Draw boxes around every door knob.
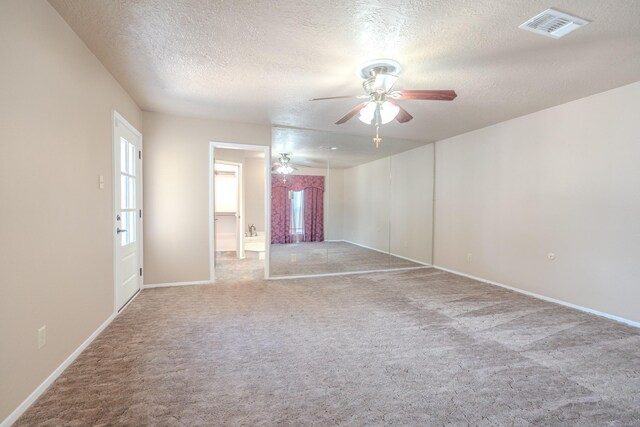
[117,228,127,234]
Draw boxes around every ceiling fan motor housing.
[363,77,381,95]
[358,59,401,80]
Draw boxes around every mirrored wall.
[269,126,434,277]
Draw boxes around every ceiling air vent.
[519,8,590,39]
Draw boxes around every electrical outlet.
[467,253,473,263]
[37,326,46,349]
[547,252,556,261]
[291,253,297,263]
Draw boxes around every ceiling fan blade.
[310,95,365,101]
[391,90,457,101]
[388,100,413,123]
[373,73,398,92]
[335,102,368,124]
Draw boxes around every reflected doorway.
[210,142,270,282]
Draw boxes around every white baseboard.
[142,280,212,289]
[433,265,640,329]
[1,312,117,427]
[269,265,431,281]
[342,240,431,266]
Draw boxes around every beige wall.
[344,158,392,251]
[326,169,345,241]
[434,81,640,324]
[390,145,434,264]
[244,157,266,233]
[343,145,434,264]
[0,0,141,421]
[142,112,270,285]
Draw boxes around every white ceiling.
[50,0,640,164]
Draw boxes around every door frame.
[209,141,271,282]
[112,110,144,312]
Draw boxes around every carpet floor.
[270,241,422,276]
[15,268,640,426]
[214,251,265,282]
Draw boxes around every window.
[120,138,137,246]
[290,190,304,238]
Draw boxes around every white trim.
[209,143,216,281]
[117,288,142,312]
[214,142,267,151]
[433,265,640,329]
[431,142,437,264]
[342,240,431,266]
[1,312,116,427]
[269,265,432,281]
[264,151,271,279]
[142,280,213,289]
[111,115,118,313]
[209,142,270,282]
[238,162,245,259]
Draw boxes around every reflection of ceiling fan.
[311,59,456,136]
[271,153,298,175]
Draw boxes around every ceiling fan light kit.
[311,59,457,147]
[272,153,297,175]
[357,99,399,125]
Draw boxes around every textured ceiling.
[50,0,640,154]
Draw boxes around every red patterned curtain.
[270,185,290,244]
[271,174,324,243]
[303,187,324,242]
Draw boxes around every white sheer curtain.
[289,190,305,242]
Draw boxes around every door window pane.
[128,176,136,209]
[121,138,128,173]
[119,136,137,246]
[129,142,136,176]
[121,175,128,209]
[120,138,136,175]
[121,210,137,246]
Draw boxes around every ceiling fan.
[271,153,298,175]
[311,59,457,146]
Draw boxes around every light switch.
[99,175,105,190]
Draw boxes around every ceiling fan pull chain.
[373,126,382,148]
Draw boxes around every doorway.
[210,142,270,282]
[113,111,143,311]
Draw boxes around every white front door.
[114,113,142,310]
